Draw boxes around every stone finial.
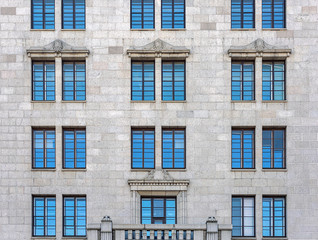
[102,216,112,222]
[207,216,217,223]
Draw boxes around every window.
[231,0,255,29]
[263,129,285,169]
[232,197,255,237]
[232,129,254,169]
[141,197,176,224]
[32,62,55,101]
[162,0,185,29]
[262,0,285,29]
[162,128,185,169]
[232,62,254,101]
[32,129,55,169]
[131,128,155,169]
[262,61,285,100]
[263,197,286,237]
[131,61,155,101]
[131,0,155,29]
[62,0,85,29]
[31,0,55,29]
[63,129,86,169]
[162,61,185,101]
[63,196,86,237]
[63,62,86,101]
[32,196,56,237]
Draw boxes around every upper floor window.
[131,61,155,101]
[63,129,86,169]
[231,0,255,29]
[32,61,55,101]
[31,0,55,29]
[131,0,155,29]
[232,129,254,169]
[131,128,155,169]
[232,62,254,101]
[263,129,285,169]
[63,62,86,101]
[232,196,255,237]
[262,61,285,100]
[162,0,185,29]
[162,61,185,101]
[162,128,185,169]
[32,128,56,169]
[141,197,176,224]
[262,0,285,29]
[62,0,85,29]
[63,196,86,237]
[33,196,56,237]
[263,197,286,237]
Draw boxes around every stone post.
[101,216,113,240]
[87,223,101,240]
[206,217,218,240]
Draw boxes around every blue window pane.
[262,129,285,169]
[142,198,176,224]
[262,62,285,100]
[232,129,254,169]
[232,197,255,237]
[63,62,86,101]
[262,0,285,28]
[33,62,55,101]
[163,129,185,169]
[64,197,86,237]
[132,129,155,169]
[232,62,254,100]
[263,197,286,237]
[63,0,85,29]
[32,0,55,29]
[162,61,185,101]
[132,61,155,101]
[131,0,154,29]
[33,129,56,169]
[231,0,255,29]
[63,129,86,169]
[162,0,185,29]
[33,197,56,236]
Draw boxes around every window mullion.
[74,131,77,168]
[44,198,47,236]
[241,0,244,28]
[242,198,244,236]
[142,62,144,100]
[241,131,244,168]
[271,130,274,168]
[142,0,144,28]
[73,0,76,29]
[44,130,47,168]
[172,63,175,100]
[241,63,244,100]
[272,198,275,236]
[142,130,145,168]
[74,198,77,236]
[173,130,175,168]
[73,62,76,100]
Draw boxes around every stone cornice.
[228,38,292,59]
[127,38,190,58]
[27,39,90,58]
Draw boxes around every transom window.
[231,0,255,29]
[63,62,86,101]
[62,0,85,29]
[131,128,155,169]
[32,129,55,169]
[131,0,155,29]
[262,0,285,29]
[63,196,86,237]
[162,128,185,169]
[263,129,285,169]
[141,197,176,224]
[232,197,255,237]
[232,129,254,169]
[32,61,55,101]
[31,0,55,29]
[63,129,86,169]
[32,196,56,237]
[232,62,255,101]
[162,0,185,29]
[131,61,155,101]
[263,197,286,237]
[162,61,185,101]
[262,61,285,100]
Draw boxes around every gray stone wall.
[0,0,317,239]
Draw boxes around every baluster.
[136,230,141,240]
[164,230,169,240]
[150,230,155,239]
[128,230,133,240]
[142,230,147,240]
[178,230,183,240]
[186,231,191,240]
[171,230,176,240]
[157,230,163,240]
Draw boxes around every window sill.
[131,100,156,103]
[130,29,155,31]
[262,169,287,172]
[161,28,186,31]
[262,28,287,31]
[31,169,56,172]
[161,100,187,103]
[231,169,256,172]
[262,100,287,103]
[61,29,86,31]
[231,28,256,31]
[61,169,87,172]
[131,169,154,172]
[262,238,287,240]
[232,237,256,240]
[31,237,56,239]
[31,101,56,103]
[231,100,256,103]
[61,237,87,240]
[165,169,187,172]
[30,29,55,31]
[61,101,86,103]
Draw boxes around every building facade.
[0,0,318,239]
